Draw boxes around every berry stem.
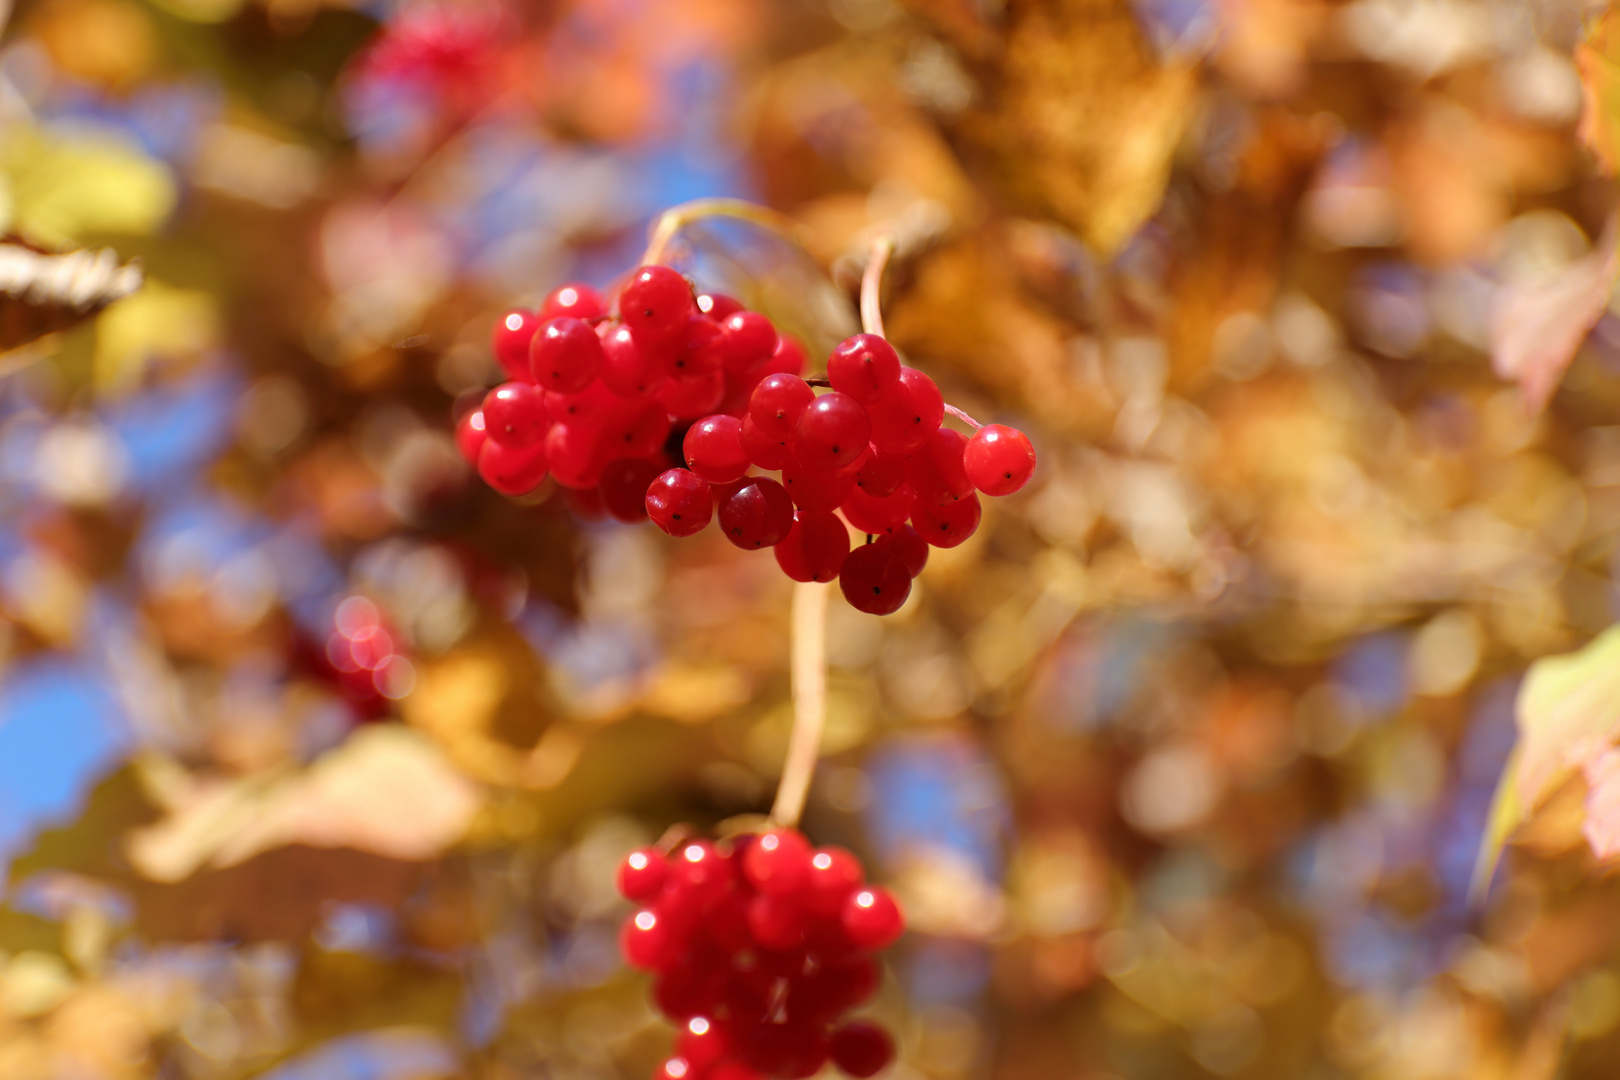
[642,199,810,267]
[860,233,896,339]
[769,579,830,828]
[943,403,983,430]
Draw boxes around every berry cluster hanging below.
[458,265,1036,614]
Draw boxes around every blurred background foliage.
[3,0,1620,1078]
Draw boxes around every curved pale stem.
[770,580,830,827]
[861,233,896,338]
[642,199,810,267]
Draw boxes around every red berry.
[477,438,549,496]
[734,1022,828,1080]
[492,307,541,383]
[781,461,855,514]
[483,382,549,447]
[840,484,916,535]
[719,477,795,549]
[774,511,850,583]
[599,323,665,399]
[722,311,778,371]
[805,846,864,917]
[455,408,487,464]
[767,334,807,378]
[868,368,943,453]
[743,828,812,895]
[531,317,603,394]
[854,445,906,497]
[964,423,1036,496]
[622,265,695,343]
[710,1063,763,1080]
[544,423,602,489]
[656,1057,694,1080]
[740,414,790,470]
[618,847,670,901]
[873,523,928,577]
[600,457,666,522]
[838,543,910,616]
[676,1017,730,1071]
[904,427,972,505]
[828,333,901,402]
[670,314,728,376]
[912,492,980,547]
[563,484,607,519]
[545,381,620,427]
[842,886,903,950]
[747,892,808,951]
[829,1021,895,1079]
[684,414,750,483]
[654,957,726,1019]
[801,954,877,1016]
[659,370,727,420]
[697,291,744,320]
[601,402,672,458]
[646,468,712,537]
[795,392,870,473]
[621,908,673,970]
[749,374,814,441]
[541,282,604,321]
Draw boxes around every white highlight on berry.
[812,852,833,870]
[760,834,781,852]
[634,910,658,931]
[663,1058,689,1080]
[688,1017,710,1036]
[683,844,705,862]
[854,890,876,909]
[504,312,526,332]
[628,851,651,871]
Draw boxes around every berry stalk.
[642,198,811,268]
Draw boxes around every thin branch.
[860,233,896,338]
[642,199,809,267]
[769,580,830,828]
[944,403,984,430]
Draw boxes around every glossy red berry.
[829,1021,895,1078]
[904,427,972,505]
[743,828,813,895]
[722,311,778,371]
[684,414,750,483]
[492,307,542,383]
[842,886,903,950]
[854,445,906,497]
[598,323,665,399]
[749,374,814,441]
[838,543,911,616]
[781,461,855,514]
[670,315,728,376]
[646,468,712,537]
[455,408,487,464]
[828,333,901,403]
[964,423,1036,496]
[697,292,744,320]
[545,381,620,427]
[719,477,795,549]
[840,484,916,535]
[912,492,981,548]
[618,847,670,902]
[867,368,943,453]
[659,370,727,420]
[874,523,928,577]
[774,511,851,583]
[477,438,549,496]
[600,457,666,522]
[544,423,602,489]
[531,317,603,394]
[795,392,871,473]
[747,892,808,951]
[622,908,673,970]
[740,414,790,470]
[676,1017,730,1071]
[805,846,864,917]
[622,265,695,343]
[767,334,808,378]
[601,402,672,458]
[735,1023,828,1080]
[483,382,549,447]
[541,282,605,321]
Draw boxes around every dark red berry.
[541,282,605,321]
[544,422,602,489]
[840,484,916,535]
[684,414,750,483]
[749,374,814,441]
[455,408,488,464]
[747,891,808,950]
[598,323,665,399]
[734,1022,828,1080]
[601,402,672,458]
[676,1016,730,1071]
[618,847,670,901]
[722,311,778,371]
[904,427,973,505]
[829,1021,895,1078]
[768,334,808,377]
[545,381,620,426]
[646,468,712,537]
[912,492,980,547]
[743,828,812,895]
[600,457,666,522]
[855,445,906,496]
[781,461,855,514]
[964,423,1036,496]
[838,543,911,616]
[670,314,728,376]
[719,477,795,549]
[740,414,790,470]
[622,908,673,970]
[483,382,549,447]
[477,438,549,496]
[492,307,541,383]
[531,316,603,394]
[622,265,695,343]
[842,886,903,950]
[658,370,727,420]
[874,523,928,577]
[828,333,901,402]
[867,368,943,453]
[774,511,850,583]
[795,392,871,473]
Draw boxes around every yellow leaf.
[92,280,218,393]
[0,125,175,246]
[1514,623,1620,813]
[1579,8,1620,175]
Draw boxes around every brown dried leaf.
[0,236,142,354]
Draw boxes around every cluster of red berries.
[457,265,1036,614]
[297,595,414,719]
[617,829,903,1080]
